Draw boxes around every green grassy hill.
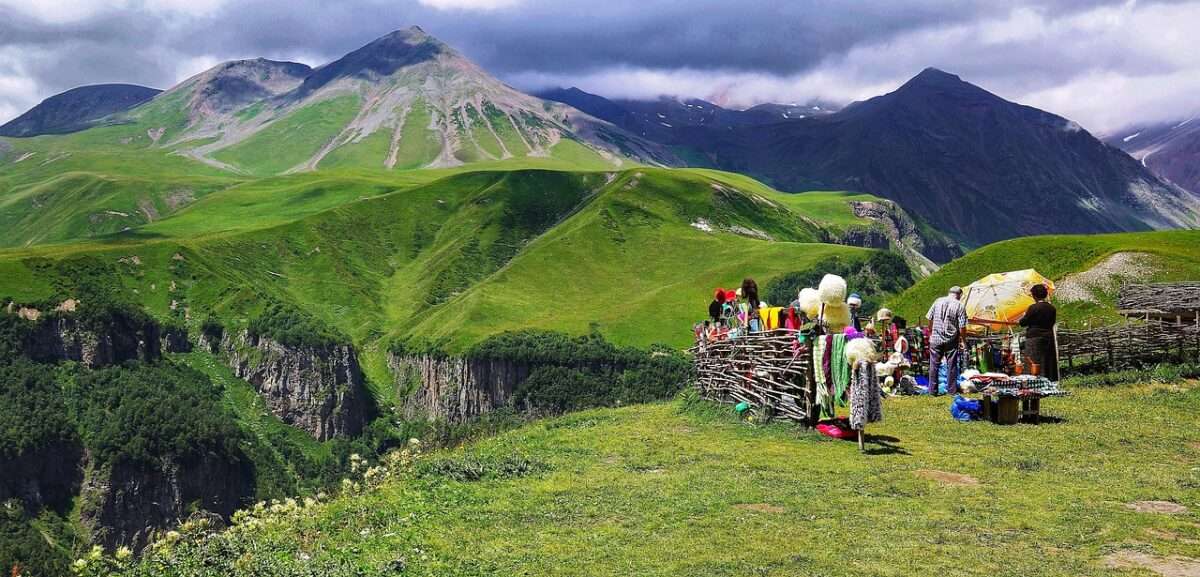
[97,384,1200,576]
[0,167,892,354]
[889,230,1200,326]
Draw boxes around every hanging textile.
[849,360,882,430]
[831,334,850,406]
[759,307,784,331]
[820,334,837,418]
[783,307,801,330]
[813,336,828,415]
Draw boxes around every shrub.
[764,252,914,314]
[71,362,246,468]
[465,330,693,415]
[417,452,547,482]
[247,301,347,348]
[0,360,76,460]
[1061,362,1200,388]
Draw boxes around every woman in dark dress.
[1018,284,1059,380]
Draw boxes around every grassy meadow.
[0,166,885,353]
[890,231,1200,327]
[94,381,1200,577]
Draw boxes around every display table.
[975,377,1068,425]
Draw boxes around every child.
[878,317,913,395]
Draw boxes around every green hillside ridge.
[890,230,1200,327]
[0,168,893,355]
[94,384,1200,576]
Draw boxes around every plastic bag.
[950,395,982,422]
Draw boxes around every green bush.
[248,301,347,348]
[0,313,31,364]
[70,363,246,468]
[1061,362,1200,388]
[418,452,547,482]
[0,508,75,577]
[468,330,693,415]
[0,360,76,460]
[764,252,914,314]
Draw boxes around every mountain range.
[1,27,673,177]
[542,69,1200,246]
[1108,116,1200,197]
[3,28,1197,248]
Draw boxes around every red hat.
[724,290,737,302]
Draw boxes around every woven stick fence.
[1117,283,1200,320]
[688,331,817,425]
[1058,318,1200,374]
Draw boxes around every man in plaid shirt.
[925,286,967,396]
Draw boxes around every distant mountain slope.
[0,84,161,137]
[537,87,835,144]
[0,168,889,352]
[1108,116,1200,196]
[112,27,674,175]
[553,70,1200,247]
[678,69,1200,246]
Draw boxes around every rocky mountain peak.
[0,84,161,137]
[177,58,312,114]
[296,26,453,94]
[889,67,998,104]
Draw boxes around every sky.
[0,0,1197,135]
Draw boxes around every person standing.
[847,293,864,332]
[1018,284,1059,381]
[708,288,727,324]
[740,278,764,332]
[925,286,967,396]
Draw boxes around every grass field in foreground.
[117,382,1200,576]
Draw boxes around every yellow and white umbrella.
[963,269,1055,332]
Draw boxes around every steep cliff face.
[0,441,84,511]
[80,452,252,551]
[22,316,165,367]
[388,354,530,423]
[844,200,963,274]
[207,330,366,440]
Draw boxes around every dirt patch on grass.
[1128,501,1189,515]
[735,503,786,514]
[1144,528,1200,544]
[1056,252,1157,303]
[1104,550,1200,576]
[916,469,980,487]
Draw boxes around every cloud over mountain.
[1,0,1198,133]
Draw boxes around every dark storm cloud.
[0,0,1197,132]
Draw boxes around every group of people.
[698,276,1061,396]
[923,282,1058,395]
[703,278,871,337]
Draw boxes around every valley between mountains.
[2,24,1199,577]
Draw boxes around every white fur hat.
[823,302,852,331]
[797,288,821,318]
[818,274,847,304]
[845,337,877,366]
